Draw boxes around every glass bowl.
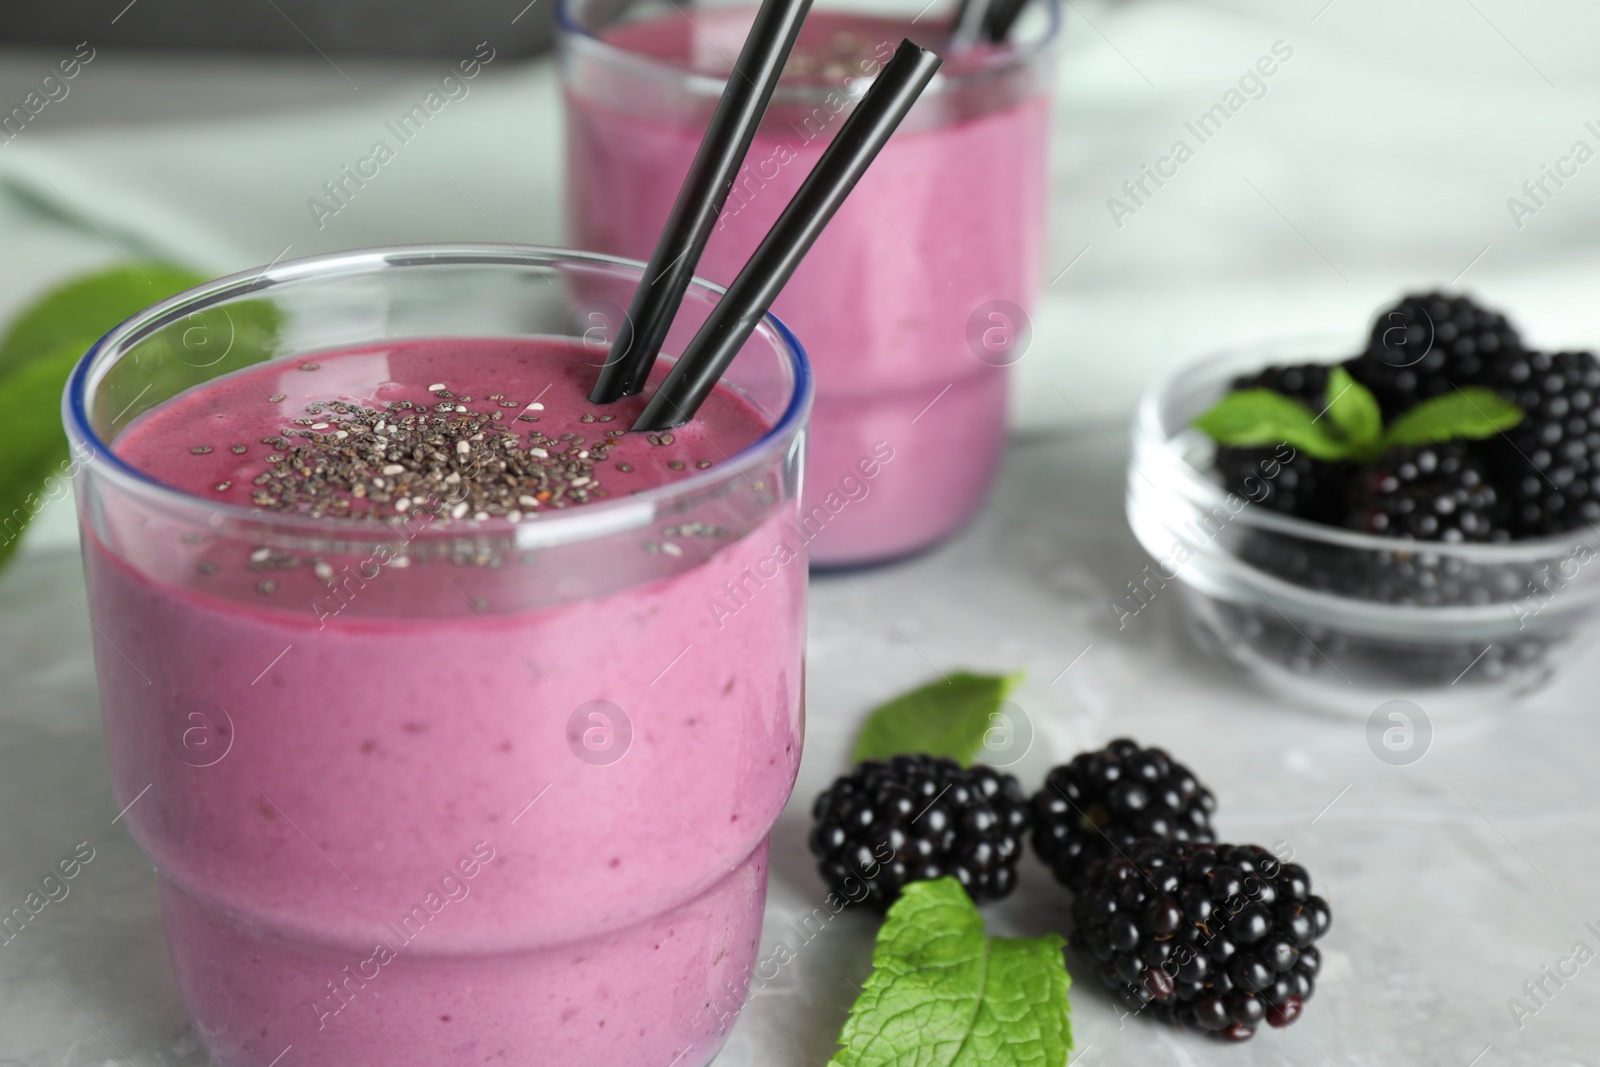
[1127,336,1600,715]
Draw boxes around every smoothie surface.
[115,336,771,521]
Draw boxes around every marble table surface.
[2,427,1596,1066]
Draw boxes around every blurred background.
[5,1,1600,439]
[5,1,1600,442]
[4,0,559,56]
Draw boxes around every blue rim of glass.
[555,0,1062,98]
[63,243,813,540]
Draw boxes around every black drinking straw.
[981,0,1029,43]
[632,39,943,432]
[589,0,815,405]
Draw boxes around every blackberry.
[1344,292,1521,418]
[1480,349,1600,536]
[1071,839,1331,1041]
[1345,442,1508,543]
[808,755,1030,911]
[1215,448,1352,525]
[1228,363,1328,408]
[1213,363,1352,524]
[1032,739,1217,893]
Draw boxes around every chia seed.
[232,395,604,522]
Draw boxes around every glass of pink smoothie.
[64,245,811,1067]
[560,0,1058,566]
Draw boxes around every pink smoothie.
[82,338,806,1067]
[565,9,1051,565]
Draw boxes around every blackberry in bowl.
[1127,302,1600,712]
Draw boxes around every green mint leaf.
[0,263,280,572]
[852,671,1024,767]
[114,296,285,428]
[1382,387,1524,450]
[1193,389,1352,461]
[1322,366,1383,457]
[828,878,1072,1067]
[0,263,205,378]
[0,348,84,568]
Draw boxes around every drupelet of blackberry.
[1213,363,1352,524]
[1230,363,1328,408]
[1344,292,1521,419]
[1479,349,1600,536]
[1032,739,1217,893]
[1070,839,1331,1041]
[1214,448,1353,525]
[1345,442,1509,543]
[809,754,1030,911]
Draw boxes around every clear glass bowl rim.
[63,243,813,545]
[555,0,1062,103]
[1137,333,1600,565]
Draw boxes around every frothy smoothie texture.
[566,7,1053,564]
[79,335,806,1067]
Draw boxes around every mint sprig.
[0,264,206,568]
[827,878,1072,1067]
[1194,364,1522,463]
[0,349,87,569]
[0,263,285,571]
[0,263,204,377]
[1384,388,1523,449]
[1192,388,1348,461]
[1321,366,1382,451]
[852,671,1024,766]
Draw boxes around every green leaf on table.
[851,671,1024,766]
[0,263,205,377]
[1321,366,1383,458]
[1383,387,1523,450]
[827,878,1072,1067]
[1191,389,1350,461]
[0,262,225,571]
[0,348,87,568]
[123,296,285,425]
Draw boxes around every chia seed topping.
[237,397,605,521]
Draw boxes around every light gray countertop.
[2,427,1596,1066]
